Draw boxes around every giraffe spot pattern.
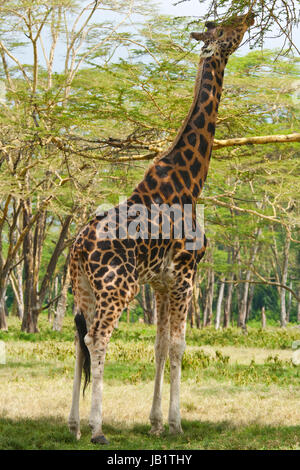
[193,112,205,128]
[187,132,197,146]
[184,149,194,160]
[207,122,215,135]
[190,159,201,177]
[205,101,213,116]
[199,135,208,157]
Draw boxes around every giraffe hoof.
[91,434,109,445]
[69,422,81,440]
[169,426,183,435]
[149,425,164,436]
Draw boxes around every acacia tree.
[0,0,151,331]
[0,1,299,331]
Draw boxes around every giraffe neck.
[159,53,227,201]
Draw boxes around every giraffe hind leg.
[74,311,91,395]
[84,299,126,444]
[85,274,139,444]
[68,331,84,440]
[68,263,96,440]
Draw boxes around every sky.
[4,0,300,72]
[158,0,299,54]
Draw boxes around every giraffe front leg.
[149,292,170,435]
[168,332,186,434]
[68,334,83,440]
[168,288,191,435]
[84,333,109,445]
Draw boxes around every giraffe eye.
[218,30,223,37]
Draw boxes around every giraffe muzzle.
[190,31,211,42]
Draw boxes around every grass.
[1,416,300,450]
[0,314,300,449]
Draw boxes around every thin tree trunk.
[261,306,266,329]
[52,267,70,331]
[193,271,201,328]
[140,284,156,324]
[215,277,225,330]
[286,281,292,323]
[223,246,235,328]
[152,290,157,325]
[238,228,261,329]
[246,282,255,322]
[10,269,24,319]
[280,233,291,327]
[49,276,59,322]
[10,213,24,320]
[37,215,72,316]
[145,284,155,324]
[223,279,234,328]
[0,290,7,331]
[297,286,300,323]
[21,201,37,333]
[204,270,214,327]
[16,261,24,319]
[188,299,194,328]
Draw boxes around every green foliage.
[187,326,300,350]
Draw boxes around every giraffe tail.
[74,312,91,396]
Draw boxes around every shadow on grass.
[0,415,300,450]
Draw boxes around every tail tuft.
[74,312,91,396]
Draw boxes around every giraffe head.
[191,12,255,59]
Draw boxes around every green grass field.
[1,316,300,450]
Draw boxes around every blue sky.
[159,0,299,54]
[8,0,300,71]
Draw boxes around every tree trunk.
[21,202,38,333]
[204,269,214,327]
[0,290,7,331]
[10,263,24,320]
[193,271,201,328]
[238,228,261,329]
[223,276,234,328]
[280,233,291,327]
[223,246,236,329]
[297,286,300,323]
[261,306,266,329]
[152,293,157,325]
[48,276,59,322]
[188,299,194,328]
[52,267,70,331]
[16,261,24,319]
[145,284,156,324]
[140,284,156,324]
[37,215,72,315]
[21,213,72,332]
[9,211,24,320]
[286,281,292,323]
[215,277,225,330]
[246,282,255,322]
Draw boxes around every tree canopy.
[0,0,299,331]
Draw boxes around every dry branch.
[213,133,300,150]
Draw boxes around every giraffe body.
[68,13,255,443]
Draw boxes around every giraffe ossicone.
[68,12,255,444]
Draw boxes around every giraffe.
[68,12,255,444]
